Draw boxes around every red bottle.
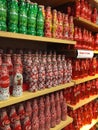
[18,103,25,125]
[5,54,13,88]
[22,114,31,130]
[95,33,98,50]
[25,101,32,120]
[69,16,74,40]
[80,0,85,18]
[63,15,69,40]
[74,27,79,49]
[9,106,19,129]
[0,109,11,130]
[45,7,52,38]
[29,54,39,92]
[61,99,67,121]
[39,110,45,130]
[75,1,80,17]
[92,8,97,23]
[32,99,38,116]
[45,95,51,130]
[13,63,23,97]
[46,52,53,88]
[55,92,61,125]
[62,55,67,84]
[0,63,10,101]
[52,52,58,86]
[38,55,46,90]
[57,55,63,84]
[88,4,92,21]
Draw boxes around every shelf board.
[0,31,76,45]
[67,94,98,110]
[73,74,98,85]
[80,118,98,130]
[74,17,98,33]
[94,50,98,54]
[0,82,74,108]
[51,116,73,130]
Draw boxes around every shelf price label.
[77,50,94,58]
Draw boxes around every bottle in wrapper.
[8,0,18,32]
[19,0,27,34]
[36,5,44,36]
[0,0,7,31]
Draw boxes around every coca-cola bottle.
[0,63,10,100]
[80,0,85,18]
[61,98,67,121]
[45,95,51,130]
[9,106,19,129]
[45,6,52,38]
[22,114,31,130]
[62,55,67,84]
[75,1,80,17]
[55,92,61,124]
[63,14,69,40]
[25,101,32,121]
[46,52,53,88]
[52,9,58,38]
[52,52,58,87]
[57,12,63,39]
[0,109,11,130]
[5,54,13,89]
[38,54,45,90]
[18,103,25,125]
[57,55,63,85]
[13,63,23,97]
[29,53,39,92]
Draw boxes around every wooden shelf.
[0,82,74,108]
[67,95,98,110]
[51,116,73,130]
[80,118,98,130]
[73,74,98,85]
[0,31,76,45]
[74,17,98,33]
[94,50,98,54]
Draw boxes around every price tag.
[77,50,94,58]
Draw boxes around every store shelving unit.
[73,74,98,85]
[74,17,98,33]
[51,116,73,130]
[0,31,76,45]
[80,118,98,130]
[67,95,98,110]
[0,82,74,108]
[0,0,98,129]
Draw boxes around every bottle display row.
[64,79,98,105]
[72,58,98,80]
[0,0,74,40]
[0,91,67,130]
[74,27,98,50]
[0,49,72,101]
[66,0,98,24]
[63,100,98,130]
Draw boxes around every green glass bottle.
[0,21,7,31]
[36,6,44,36]
[8,0,18,24]
[19,26,27,34]
[27,3,36,28]
[8,23,18,32]
[27,28,36,35]
[19,1,27,27]
[0,0,7,31]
